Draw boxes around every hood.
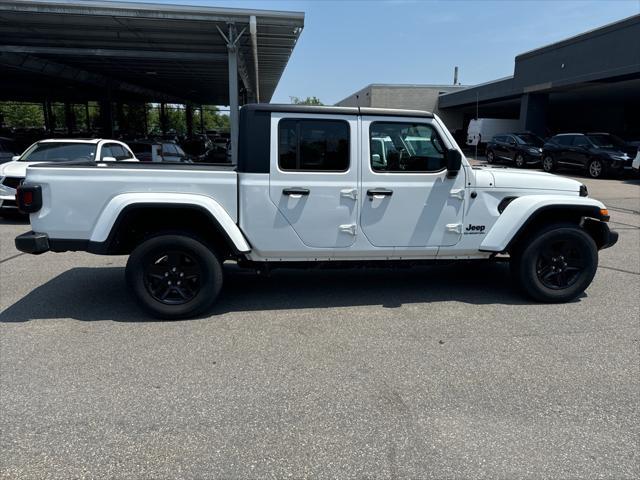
[0,161,37,179]
[595,146,634,158]
[482,167,581,193]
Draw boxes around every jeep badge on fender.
[465,224,486,234]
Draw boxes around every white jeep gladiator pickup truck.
[15,104,618,318]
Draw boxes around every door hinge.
[446,223,463,234]
[340,188,358,200]
[449,188,465,200]
[339,224,357,236]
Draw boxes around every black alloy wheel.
[535,239,586,290]
[514,153,525,168]
[144,250,202,305]
[542,156,555,172]
[126,234,223,319]
[511,224,598,303]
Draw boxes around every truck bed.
[27,161,238,241]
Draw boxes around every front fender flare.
[480,195,606,252]
[90,192,251,253]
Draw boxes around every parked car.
[0,137,20,164]
[0,138,137,214]
[542,133,635,178]
[181,135,213,158]
[160,141,193,163]
[15,104,617,319]
[466,118,520,151]
[128,141,163,162]
[486,132,544,167]
[632,145,640,172]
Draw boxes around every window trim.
[277,117,351,173]
[368,121,447,175]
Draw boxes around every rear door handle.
[282,187,310,197]
[367,188,393,197]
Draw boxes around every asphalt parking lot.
[1,167,638,479]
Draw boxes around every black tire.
[587,158,604,179]
[542,155,555,172]
[126,234,223,319]
[511,224,598,303]
[486,150,495,164]
[514,153,525,168]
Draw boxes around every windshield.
[20,142,96,162]
[515,133,544,147]
[586,134,625,149]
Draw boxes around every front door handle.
[367,188,393,198]
[283,187,310,197]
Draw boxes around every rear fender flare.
[90,192,251,253]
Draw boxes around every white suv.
[0,138,137,214]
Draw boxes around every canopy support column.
[186,104,194,136]
[225,23,240,165]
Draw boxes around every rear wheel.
[126,234,223,319]
[514,153,525,168]
[511,224,598,302]
[542,155,555,172]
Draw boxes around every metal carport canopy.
[0,0,305,105]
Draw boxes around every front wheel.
[511,224,598,303]
[542,155,555,172]
[587,158,604,179]
[514,153,525,168]
[126,234,223,319]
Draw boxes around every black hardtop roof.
[242,103,434,118]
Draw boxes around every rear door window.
[278,119,350,171]
[555,136,574,146]
[572,136,590,147]
[100,145,113,160]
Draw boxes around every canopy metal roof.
[0,0,305,104]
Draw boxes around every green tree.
[290,96,324,106]
[0,102,45,128]
[200,106,230,131]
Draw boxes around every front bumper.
[602,228,619,249]
[15,231,50,254]
[583,218,618,250]
[523,151,542,164]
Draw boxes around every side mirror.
[11,155,20,161]
[102,156,117,162]
[446,149,462,178]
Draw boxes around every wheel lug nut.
[164,272,169,277]
[172,267,177,272]
[180,273,184,277]
[177,281,181,285]
[168,281,172,285]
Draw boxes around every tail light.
[16,184,42,214]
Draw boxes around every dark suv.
[542,133,634,178]
[486,132,543,168]
[0,137,19,164]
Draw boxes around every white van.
[467,118,521,149]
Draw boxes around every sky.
[124,0,640,104]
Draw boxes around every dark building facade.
[439,15,640,139]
